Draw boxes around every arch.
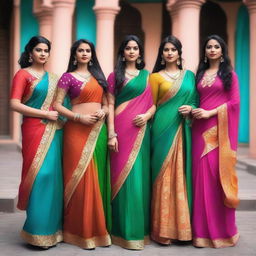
[199,1,227,56]
[114,0,145,61]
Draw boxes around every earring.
[204,56,207,63]
[73,59,77,65]
[177,59,181,66]
[89,60,93,66]
[161,57,165,65]
[28,56,33,63]
[220,56,224,63]
[136,57,142,64]
[122,56,126,62]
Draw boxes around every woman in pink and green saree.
[192,35,240,248]
[107,35,155,250]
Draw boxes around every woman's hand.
[80,114,99,125]
[44,110,59,121]
[192,108,211,119]
[108,137,118,152]
[94,109,106,120]
[178,105,192,116]
[133,113,150,127]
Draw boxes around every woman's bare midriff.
[72,102,102,115]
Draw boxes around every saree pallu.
[192,73,240,248]
[150,70,198,244]
[108,70,153,250]
[11,71,63,246]
[62,82,111,249]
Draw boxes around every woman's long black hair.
[66,39,107,90]
[196,35,232,90]
[114,35,145,94]
[18,36,51,68]
[152,35,183,73]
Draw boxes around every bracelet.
[108,132,117,139]
[73,113,81,122]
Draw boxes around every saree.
[58,73,111,249]
[11,69,63,246]
[192,71,240,248]
[150,70,198,244]
[107,69,153,249]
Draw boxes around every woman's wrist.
[108,131,117,139]
[73,113,81,122]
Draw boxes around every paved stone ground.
[0,211,255,256]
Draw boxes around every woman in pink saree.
[192,35,240,248]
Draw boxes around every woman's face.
[123,40,140,62]
[30,43,49,65]
[75,43,92,65]
[205,39,222,61]
[162,42,179,64]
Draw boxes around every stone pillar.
[244,0,256,158]
[167,0,205,72]
[93,0,120,76]
[33,0,53,40]
[50,0,75,75]
[12,0,21,144]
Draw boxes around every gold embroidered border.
[21,121,57,210]
[201,125,218,158]
[111,124,147,200]
[158,70,186,106]
[64,120,104,208]
[111,235,150,250]
[41,73,59,111]
[21,230,63,247]
[22,77,41,103]
[63,231,111,249]
[193,233,239,248]
[217,103,239,208]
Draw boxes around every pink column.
[50,0,75,75]
[93,0,120,76]
[167,0,205,72]
[33,1,53,40]
[167,2,179,38]
[244,0,256,158]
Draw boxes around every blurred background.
[0,0,255,157]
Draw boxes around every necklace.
[125,69,139,78]
[75,71,91,82]
[27,68,45,79]
[201,71,217,87]
[164,69,181,80]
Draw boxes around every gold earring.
[177,59,181,66]
[122,56,126,62]
[161,57,165,65]
[28,56,33,63]
[136,58,142,64]
[73,59,77,65]
[89,60,93,66]
[204,56,207,63]
[220,56,224,63]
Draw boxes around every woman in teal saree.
[10,36,64,248]
[107,35,155,250]
[150,36,198,244]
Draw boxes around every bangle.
[108,132,117,139]
[73,113,81,122]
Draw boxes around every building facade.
[0,0,255,158]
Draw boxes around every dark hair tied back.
[66,39,107,91]
[18,36,51,68]
[152,35,183,73]
[196,34,233,90]
[114,35,145,94]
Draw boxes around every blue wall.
[20,0,39,53]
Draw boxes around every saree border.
[193,233,239,248]
[64,120,104,208]
[217,103,239,208]
[157,70,186,106]
[19,73,59,210]
[201,125,218,158]
[21,230,63,247]
[111,124,147,200]
[63,231,111,249]
[111,235,150,250]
